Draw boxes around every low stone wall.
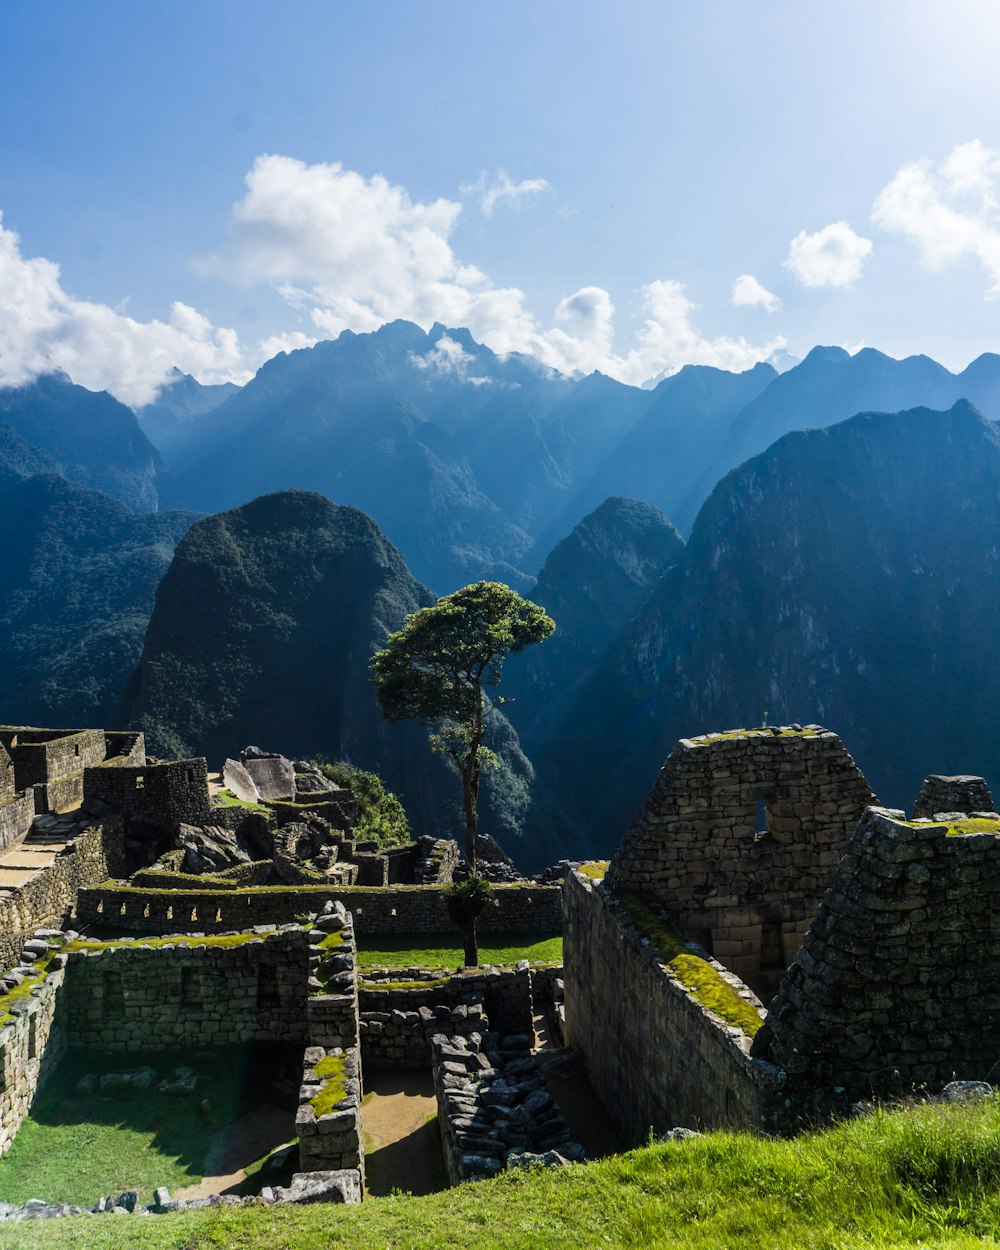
[82,759,212,831]
[0,823,124,972]
[296,1047,364,1177]
[562,868,780,1144]
[64,927,310,1049]
[75,882,563,936]
[431,1031,584,1184]
[361,997,486,1069]
[913,775,994,818]
[0,941,68,1156]
[305,904,361,1052]
[359,965,532,1058]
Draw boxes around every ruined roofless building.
[606,726,875,999]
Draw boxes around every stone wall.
[82,759,213,831]
[0,793,34,856]
[0,744,14,806]
[0,947,68,1156]
[358,965,533,1068]
[63,927,310,1049]
[0,729,107,792]
[607,727,875,994]
[562,868,781,1144]
[74,882,563,936]
[0,823,124,972]
[431,1032,584,1184]
[757,806,1000,1130]
[913,775,994,819]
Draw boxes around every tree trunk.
[464,916,479,968]
[462,740,481,875]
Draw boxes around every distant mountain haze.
[0,373,163,509]
[539,401,1000,854]
[0,474,196,726]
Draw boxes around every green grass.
[618,895,764,1037]
[212,789,271,814]
[0,1046,296,1208]
[354,932,563,970]
[5,1098,1000,1248]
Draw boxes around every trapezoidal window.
[760,921,786,970]
[181,967,201,1006]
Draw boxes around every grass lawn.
[0,1045,299,1207]
[355,932,562,970]
[3,1096,1000,1248]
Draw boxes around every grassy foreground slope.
[4,1098,1000,1250]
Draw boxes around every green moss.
[359,976,451,992]
[578,860,609,880]
[316,930,344,950]
[618,895,764,1038]
[63,931,277,954]
[309,1054,347,1117]
[900,816,1000,837]
[0,958,57,1028]
[699,726,820,742]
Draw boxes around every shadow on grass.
[0,1042,302,1205]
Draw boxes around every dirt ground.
[173,1102,296,1199]
[362,1070,444,1196]
[534,1012,624,1159]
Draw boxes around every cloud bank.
[873,140,1000,297]
[0,213,247,407]
[204,155,787,386]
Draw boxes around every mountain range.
[3,328,1000,868]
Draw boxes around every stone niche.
[607,726,875,999]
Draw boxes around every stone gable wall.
[757,807,1000,1130]
[607,727,875,991]
[0,729,107,792]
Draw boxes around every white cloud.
[731,273,781,312]
[460,169,553,218]
[0,212,249,407]
[872,140,1000,297]
[206,155,784,386]
[784,221,873,288]
[410,334,492,385]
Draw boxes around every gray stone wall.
[431,1032,583,1184]
[757,806,1000,1130]
[0,794,34,856]
[562,868,779,1144]
[0,948,67,1157]
[0,729,107,792]
[607,727,875,993]
[0,744,14,806]
[82,759,212,831]
[75,882,563,936]
[0,823,124,972]
[913,775,994,818]
[63,927,309,1049]
[296,1047,364,1177]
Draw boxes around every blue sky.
[4,1,1000,403]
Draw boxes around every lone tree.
[370,581,554,965]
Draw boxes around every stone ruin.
[564,725,1000,1142]
[1,715,998,1217]
[0,722,571,1218]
